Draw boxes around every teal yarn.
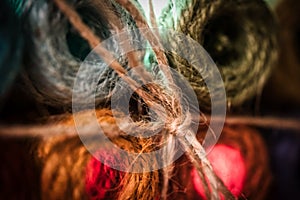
[0,0,23,97]
[8,0,29,16]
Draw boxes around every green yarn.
[7,0,28,16]
[0,0,23,97]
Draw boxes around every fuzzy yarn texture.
[13,0,278,112]
[0,108,273,199]
[1,0,276,199]
[85,150,125,200]
[38,136,91,200]
[37,109,161,200]
[192,144,246,199]
[30,109,271,200]
[186,125,271,200]
[18,0,143,107]
[217,125,271,200]
[158,0,277,109]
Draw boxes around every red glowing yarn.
[85,150,124,200]
[192,144,246,199]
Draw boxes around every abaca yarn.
[19,0,142,108]
[38,136,91,200]
[216,125,271,200]
[174,125,271,200]
[159,0,277,109]
[16,0,278,111]
[85,149,125,200]
[38,109,160,200]
[0,109,268,200]
[192,144,247,199]
[0,1,274,200]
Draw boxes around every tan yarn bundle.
[0,0,279,199]
[159,0,277,109]
[0,109,268,199]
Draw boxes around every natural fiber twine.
[216,125,271,200]
[159,0,277,109]
[19,0,142,108]
[38,109,161,200]
[167,124,271,200]
[15,0,278,111]
[0,1,275,199]
[32,109,270,200]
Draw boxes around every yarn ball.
[218,126,271,200]
[0,0,22,97]
[158,0,277,109]
[39,136,91,200]
[85,150,125,200]
[192,144,246,199]
[20,0,142,107]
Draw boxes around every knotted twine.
[50,0,234,199]
[31,110,270,200]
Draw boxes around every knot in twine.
[144,83,234,200]
[48,1,236,199]
[166,112,192,138]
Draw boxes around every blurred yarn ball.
[85,150,125,200]
[263,0,300,109]
[38,109,160,200]
[18,0,142,108]
[0,0,23,98]
[8,0,30,16]
[38,136,91,200]
[219,126,271,200]
[192,144,246,199]
[159,0,277,110]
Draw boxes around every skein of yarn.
[38,136,91,200]
[0,109,268,200]
[158,0,277,109]
[216,126,271,200]
[38,109,161,200]
[172,125,271,200]
[18,0,142,108]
